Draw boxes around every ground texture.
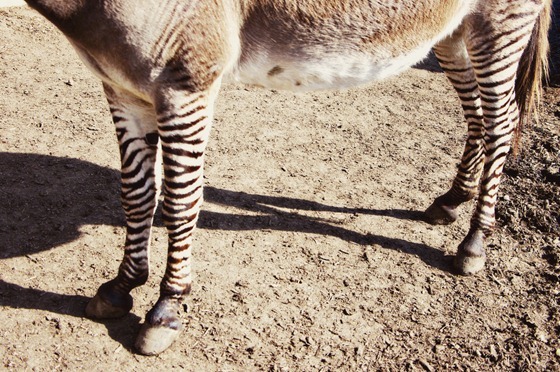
[0,6,558,371]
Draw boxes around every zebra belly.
[232,0,476,91]
[231,42,434,91]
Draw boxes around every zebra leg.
[425,29,484,225]
[135,83,218,355]
[86,84,160,318]
[453,3,542,275]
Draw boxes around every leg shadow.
[201,187,453,272]
[0,279,142,350]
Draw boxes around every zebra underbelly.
[231,41,434,91]
[232,0,476,91]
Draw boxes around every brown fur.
[239,0,467,59]
[25,0,85,29]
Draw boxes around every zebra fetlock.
[424,189,475,225]
[85,279,134,319]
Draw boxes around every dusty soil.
[1,6,558,371]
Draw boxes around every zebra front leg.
[86,85,161,318]
[135,86,217,355]
[425,30,484,225]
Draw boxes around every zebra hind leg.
[134,83,218,355]
[86,84,161,318]
[451,2,544,275]
[425,28,484,225]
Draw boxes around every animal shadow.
[0,152,451,348]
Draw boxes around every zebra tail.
[513,0,552,154]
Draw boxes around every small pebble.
[433,344,445,354]
[418,358,434,372]
[343,308,353,316]
[489,344,498,359]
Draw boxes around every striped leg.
[135,83,219,355]
[453,3,542,275]
[86,84,160,318]
[426,29,484,225]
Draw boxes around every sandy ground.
[1,6,559,371]
[0,1,27,8]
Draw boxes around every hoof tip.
[454,253,486,275]
[135,323,183,356]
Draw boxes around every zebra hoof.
[454,229,486,275]
[424,200,458,225]
[454,253,486,275]
[85,282,133,319]
[135,322,183,356]
[134,296,184,355]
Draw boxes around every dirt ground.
[1,6,558,371]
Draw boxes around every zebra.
[19,0,550,355]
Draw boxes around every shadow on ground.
[0,153,450,345]
[0,150,451,347]
[0,152,449,263]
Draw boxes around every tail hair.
[514,0,552,154]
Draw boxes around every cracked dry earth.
[1,6,559,371]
